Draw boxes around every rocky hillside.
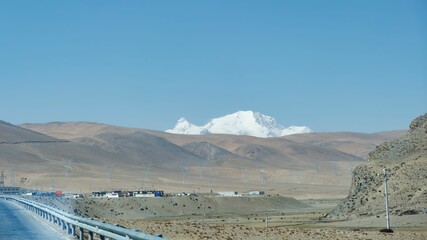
[367,114,427,161]
[328,113,427,218]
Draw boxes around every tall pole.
[265,212,268,228]
[0,171,4,187]
[383,167,391,230]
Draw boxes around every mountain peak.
[166,111,312,138]
[177,117,188,123]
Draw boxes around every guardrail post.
[66,222,72,235]
[70,224,76,236]
[100,235,105,240]
[79,227,84,240]
[88,231,94,240]
[62,219,67,231]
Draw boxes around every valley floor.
[95,198,427,240]
[26,195,427,239]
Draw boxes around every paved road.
[0,198,67,240]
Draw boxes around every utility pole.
[0,171,5,187]
[384,167,391,230]
[265,213,268,228]
[8,165,16,186]
[380,167,393,233]
[63,159,73,178]
[106,162,114,182]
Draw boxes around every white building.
[248,191,265,196]
[218,191,241,197]
[106,192,119,198]
[134,192,155,197]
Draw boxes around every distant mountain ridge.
[4,119,405,194]
[0,120,63,144]
[166,111,312,138]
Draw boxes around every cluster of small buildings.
[89,190,264,198]
[0,186,21,195]
[2,167,264,200]
[24,191,63,197]
[91,190,164,198]
[0,172,23,195]
[217,191,264,197]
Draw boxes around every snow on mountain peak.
[177,117,188,123]
[166,111,313,138]
[168,117,202,135]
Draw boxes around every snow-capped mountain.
[166,111,312,138]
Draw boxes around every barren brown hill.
[181,142,256,168]
[1,121,208,193]
[20,122,405,161]
[328,113,427,218]
[12,121,403,198]
[21,122,404,170]
[283,131,406,159]
[21,121,367,171]
[17,122,207,170]
[20,121,136,140]
[0,120,61,143]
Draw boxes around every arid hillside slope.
[0,120,405,196]
[0,120,61,143]
[328,113,427,218]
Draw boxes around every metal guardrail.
[1,195,165,240]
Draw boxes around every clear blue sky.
[1,1,426,133]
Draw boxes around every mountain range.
[0,119,405,196]
[166,111,312,138]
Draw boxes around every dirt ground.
[102,210,427,240]
[87,197,427,240]
[28,196,427,239]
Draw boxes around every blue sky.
[1,1,426,133]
